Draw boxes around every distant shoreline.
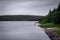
[0,15,43,21]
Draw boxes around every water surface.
[0,21,50,40]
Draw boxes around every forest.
[0,15,42,21]
[39,3,60,24]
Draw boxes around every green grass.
[39,23,57,28]
[56,24,60,28]
[55,30,60,35]
[39,23,60,35]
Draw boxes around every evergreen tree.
[49,3,60,24]
[40,3,60,24]
[57,3,60,11]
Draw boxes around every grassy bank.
[39,23,60,40]
[39,23,60,35]
[39,23,60,28]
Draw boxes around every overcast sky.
[0,0,60,16]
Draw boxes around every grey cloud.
[0,0,60,16]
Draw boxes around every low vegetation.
[55,30,60,35]
[39,23,56,28]
[39,23,60,28]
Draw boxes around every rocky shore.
[44,28,60,40]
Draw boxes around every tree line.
[39,3,60,24]
[0,15,41,21]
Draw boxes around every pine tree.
[57,3,60,11]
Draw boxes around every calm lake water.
[0,21,50,40]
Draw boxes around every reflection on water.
[0,21,50,40]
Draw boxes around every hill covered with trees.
[0,15,42,21]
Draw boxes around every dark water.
[0,21,50,40]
